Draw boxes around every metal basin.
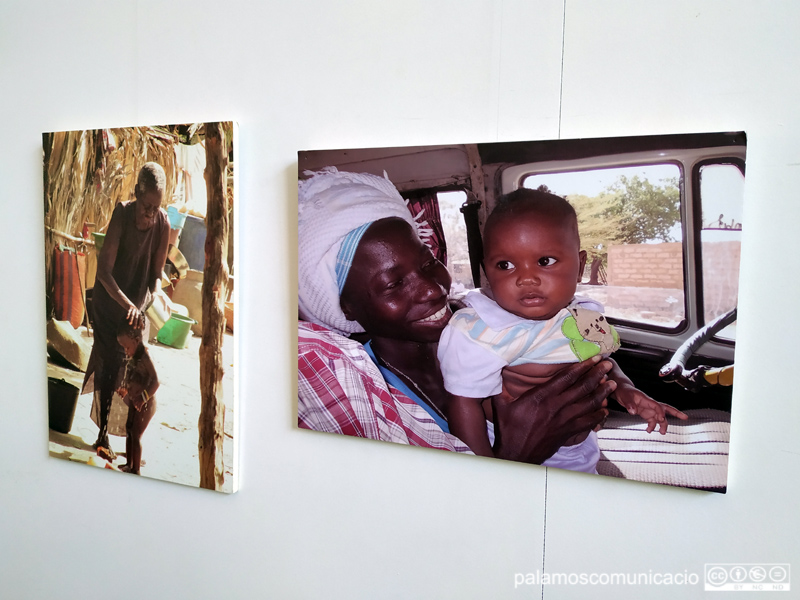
[167,244,190,279]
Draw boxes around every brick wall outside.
[701,241,740,321]
[607,242,683,289]
[595,241,740,324]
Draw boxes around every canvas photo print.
[297,132,744,492]
[44,122,237,492]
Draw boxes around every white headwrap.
[298,167,432,335]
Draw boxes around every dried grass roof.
[43,126,184,237]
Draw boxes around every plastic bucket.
[157,313,196,349]
[167,244,190,279]
[92,232,106,252]
[48,378,79,434]
[167,206,188,230]
[179,215,207,271]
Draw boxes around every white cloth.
[298,167,425,335]
[437,290,608,474]
[437,291,604,397]
[542,431,600,474]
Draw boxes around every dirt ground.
[47,328,236,493]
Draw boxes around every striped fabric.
[334,222,372,292]
[597,409,730,490]
[298,321,473,453]
[448,306,580,366]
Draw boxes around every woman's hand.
[492,357,616,464]
[126,304,145,329]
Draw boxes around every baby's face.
[117,333,140,357]
[483,211,586,320]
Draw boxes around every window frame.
[691,157,745,347]
[434,187,476,292]
[500,147,745,362]
[520,159,687,336]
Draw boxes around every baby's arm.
[447,395,494,457]
[607,359,688,434]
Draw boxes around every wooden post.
[199,122,229,490]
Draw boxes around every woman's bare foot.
[92,436,110,451]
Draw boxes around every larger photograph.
[44,122,237,492]
[298,132,744,492]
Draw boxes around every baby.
[437,188,687,471]
[116,325,159,475]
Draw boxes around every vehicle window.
[437,190,474,294]
[699,163,743,342]
[522,164,684,329]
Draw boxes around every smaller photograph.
[44,122,237,492]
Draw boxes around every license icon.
[705,564,790,592]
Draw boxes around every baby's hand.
[117,387,127,398]
[614,387,688,434]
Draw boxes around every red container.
[53,245,86,329]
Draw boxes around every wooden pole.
[199,122,229,490]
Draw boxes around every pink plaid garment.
[298,321,473,453]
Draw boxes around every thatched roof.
[43,125,188,238]
[42,122,235,308]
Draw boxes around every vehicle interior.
[299,131,745,491]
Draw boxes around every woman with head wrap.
[298,167,614,462]
[82,162,170,460]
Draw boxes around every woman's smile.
[416,303,451,324]
[339,218,453,343]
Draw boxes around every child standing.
[437,189,687,471]
[116,325,159,475]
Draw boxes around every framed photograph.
[44,122,238,492]
[297,132,744,492]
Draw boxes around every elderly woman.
[298,168,615,463]
[83,162,170,458]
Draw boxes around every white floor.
[48,330,236,493]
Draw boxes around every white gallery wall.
[1,1,798,598]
